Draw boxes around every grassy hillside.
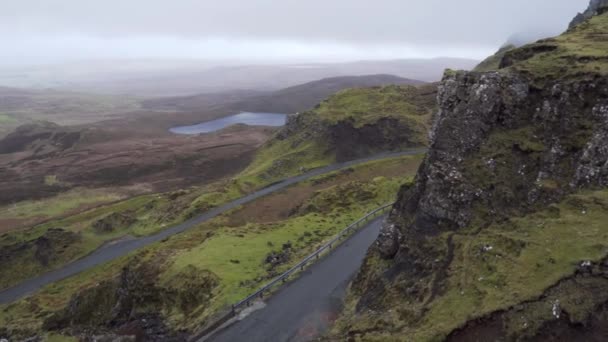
[144,74,425,114]
[473,44,516,72]
[0,87,140,124]
[0,82,434,292]
[241,84,436,185]
[0,154,424,340]
[481,11,608,83]
[334,190,608,340]
[230,74,426,115]
[314,84,433,126]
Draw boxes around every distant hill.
[0,86,37,97]
[0,58,478,97]
[0,86,141,138]
[232,74,426,114]
[144,74,425,115]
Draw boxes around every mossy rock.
[92,211,138,234]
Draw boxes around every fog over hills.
[0,58,476,97]
[0,0,585,96]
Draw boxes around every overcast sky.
[0,0,589,66]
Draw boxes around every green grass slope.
[473,44,516,72]
[241,84,436,185]
[0,155,424,340]
[334,190,608,341]
[481,11,608,83]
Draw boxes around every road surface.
[208,217,383,342]
[0,149,424,304]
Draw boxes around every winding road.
[208,217,383,342]
[0,149,425,304]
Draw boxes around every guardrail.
[232,202,394,311]
[191,203,394,341]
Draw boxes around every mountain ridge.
[143,74,425,115]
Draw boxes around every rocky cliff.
[570,0,608,28]
[333,4,608,341]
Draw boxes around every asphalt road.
[0,149,424,304]
[208,216,383,342]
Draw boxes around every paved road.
[0,149,424,304]
[208,216,382,342]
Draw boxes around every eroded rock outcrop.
[343,8,608,340]
[377,71,608,261]
[570,0,608,28]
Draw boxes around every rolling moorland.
[0,74,422,207]
[328,2,608,340]
[0,86,142,138]
[0,72,436,339]
[2,2,608,341]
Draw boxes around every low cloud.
[0,0,589,65]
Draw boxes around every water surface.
[170,112,287,134]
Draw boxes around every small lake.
[170,112,287,135]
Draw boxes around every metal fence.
[232,202,394,310]
[192,202,393,341]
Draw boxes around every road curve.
[0,149,424,304]
[208,216,383,342]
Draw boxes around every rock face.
[344,9,608,340]
[378,70,608,258]
[342,7,608,340]
[570,0,608,28]
[329,117,424,161]
[375,70,608,284]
